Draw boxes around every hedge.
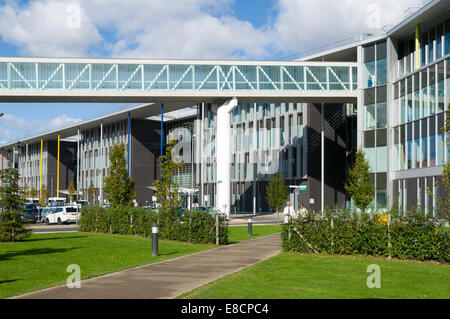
[282,210,449,262]
[79,206,229,245]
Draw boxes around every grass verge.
[180,252,450,299]
[1,225,281,298]
[228,225,282,243]
[0,232,213,299]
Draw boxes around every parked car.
[40,207,56,222]
[20,211,37,223]
[44,206,80,225]
[22,204,40,223]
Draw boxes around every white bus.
[48,197,67,207]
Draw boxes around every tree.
[29,186,37,199]
[39,184,50,207]
[345,151,375,213]
[0,163,23,211]
[153,139,184,213]
[67,182,77,203]
[266,173,289,224]
[0,211,31,242]
[437,109,450,218]
[22,184,29,202]
[87,184,97,206]
[103,143,135,207]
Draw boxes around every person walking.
[283,201,295,224]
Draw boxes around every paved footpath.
[13,234,281,299]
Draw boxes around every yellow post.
[39,138,43,203]
[415,24,420,69]
[57,132,60,198]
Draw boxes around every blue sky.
[0,0,427,144]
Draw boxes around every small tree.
[87,184,97,206]
[345,151,375,213]
[266,173,289,224]
[436,109,450,219]
[153,139,184,213]
[29,186,37,200]
[39,184,50,207]
[0,164,30,242]
[0,211,31,242]
[66,182,77,203]
[22,184,29,202]
[103,144,135,207]
[0,163,23,211]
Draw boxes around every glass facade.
[362,41,388,209]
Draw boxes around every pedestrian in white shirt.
[283,201,295,223]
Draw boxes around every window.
[421,119,428,167]
[446,19,450,55]
[363,44,375,88]
[437,62,444,113]
[437,24,443,59]
[376,42,387,86]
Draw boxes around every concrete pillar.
[216,98,238,218]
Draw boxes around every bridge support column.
[321,103,324,216]
[216,98,238,219]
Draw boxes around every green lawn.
[0,232,214,299]
[0,225,280,298]
[181,252,450,299]
[228,225,282,243]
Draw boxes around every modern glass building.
[300,0,449,213]
[0,0,448,215]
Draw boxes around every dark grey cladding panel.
[131,119,161,205]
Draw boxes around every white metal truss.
[305,67,325,91]
[40,64,63,90]
[146,65,168,91]
[94,64,117,91]
[68,64,90,90]
[327,67,347,90]
[10,63,34,89]
[120,64,143,91]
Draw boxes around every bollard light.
[152,223,158,256]
[248,217,252,237]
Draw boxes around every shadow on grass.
[0,279,20,284]
[24,235,88,242]
[0,247,81,261]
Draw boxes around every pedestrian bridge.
[0,57,357,103]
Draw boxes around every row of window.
[394,61,447,125]
[81,120,128,150]
[232,103,302,124]
[392,113,446,171]
[398,18,450,77]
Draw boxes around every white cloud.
[46,114,82,131]
[0,0,431,59]
[0,113,82,144]
[272,0,429,56]
[0,0,101,57]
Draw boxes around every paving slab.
[13,233,281,299]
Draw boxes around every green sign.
[299,185,307,191]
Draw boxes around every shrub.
[79,206,229,245]
[283,209,449,262]
[0,211,32,242]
